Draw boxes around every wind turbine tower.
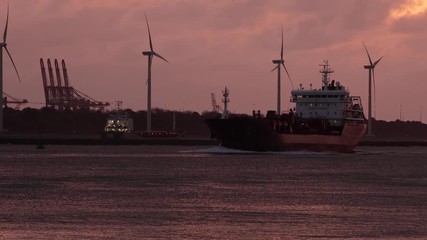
[362,42,382,137]
[271,27,293,115]
[142,13,168,132]
[0,5,20,132]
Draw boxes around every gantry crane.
[40,58,110,110]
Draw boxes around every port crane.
[40,58,110,110]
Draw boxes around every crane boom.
[40,58,49,107]
[47,59,56,100]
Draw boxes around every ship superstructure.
[291,61,365,131]
[104,111,133,133]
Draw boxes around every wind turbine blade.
[373,56,383,66]
[144,12,154,52]
[3,3,9,43]
[362,41,373,66]
[282,63,294,89]
[280,26,284,61]
[153,52,168,63]
[271,65,279,72]
[5,46,21,83]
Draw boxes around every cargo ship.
[205,61,367,153]
[101,110,182,139]
[101,111,134,139]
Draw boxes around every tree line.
[4,107,220,137]
[3,107,427,139]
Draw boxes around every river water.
[0,145,426,239]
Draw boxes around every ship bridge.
[290,61,355,126]
[291,86,351,121]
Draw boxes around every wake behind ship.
[205,61,367,153]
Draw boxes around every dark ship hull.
[205,117,367,153]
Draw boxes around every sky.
[2,0,427,121]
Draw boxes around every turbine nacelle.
[143,12,168,63]
[142,51,153,56]
[272,60,284,64]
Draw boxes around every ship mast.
[319,60,334,89]
[221,86,229,119]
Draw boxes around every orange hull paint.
[205,118,367,153]
[279,123,367,152]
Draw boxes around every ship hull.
[205,118,367,153]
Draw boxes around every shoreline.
[0,133,426,147]
[0,133,216,146]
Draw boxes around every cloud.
[389,0,427,19]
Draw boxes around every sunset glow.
[390,0,427,19]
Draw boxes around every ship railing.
[347,109,364,113]
[344,117,366,126]
[344,108,366,122]
[345,117,365,121]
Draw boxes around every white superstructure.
[291,61,364,127]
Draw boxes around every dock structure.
[2,92,28,110]
[40,58,109,110]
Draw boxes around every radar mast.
[319,60,334,88]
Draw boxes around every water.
[0,145,426,239]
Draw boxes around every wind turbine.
[0,4,21,132]
[362,42,382,137]
[272,26,293,116]
[142,12,168,132]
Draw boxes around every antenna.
[319,60,334,88]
